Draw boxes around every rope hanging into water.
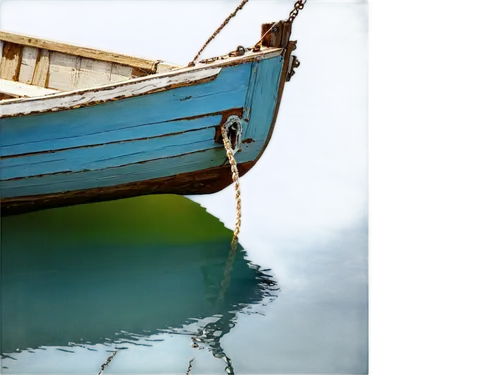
[93,137,239,375]
[221,124,242,244]
[98,125,242,375]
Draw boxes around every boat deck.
[0,79,58,98]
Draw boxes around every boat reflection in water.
[1,195,278,374]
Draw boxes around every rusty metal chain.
[187,0,307,67]
[221,125,242,244]
[97,350,118,375]
[214,126,241,325]
[288,0,307,23]
[188,0,249,66]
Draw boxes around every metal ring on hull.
[223,115,242,154]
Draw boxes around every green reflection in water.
[2,195,231,245]
[1,195,276,358]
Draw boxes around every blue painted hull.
[0,50,290,215]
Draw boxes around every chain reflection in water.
[185,357,195,375]
[97,350,118,375]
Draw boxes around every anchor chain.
[188,0,249,66]
[189,0,307,66]
[288,0,308,23]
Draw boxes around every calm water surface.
[0,2,368,372]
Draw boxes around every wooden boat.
[1,198,277,355]
[0,21,300,216]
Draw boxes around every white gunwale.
[0,47,283,118]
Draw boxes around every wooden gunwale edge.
[0,47,283,118]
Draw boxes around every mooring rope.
[98,125,242,375]
[221,124,241,244]
[186,125,241,375]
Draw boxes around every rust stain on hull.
[1,161,255,216]
[213,108,244,144]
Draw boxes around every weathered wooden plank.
[110,63,133,83]
[0,141,263,198]
[1,127,222,179]
[0,79,58,98]
[0,28,5,78]
[56,58,136,89]
[1,63,252,158]
[75,58,112,88]
[0,30,162,71]
[0,42,22,80]
[31,49,50,87]
[48,52,80,90]
[0,48,282,118]
[18,46,38,84]
[261,21,292,49]
[33,50,129,90]
[156,62,178,74]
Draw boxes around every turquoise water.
[0,2,368,373]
